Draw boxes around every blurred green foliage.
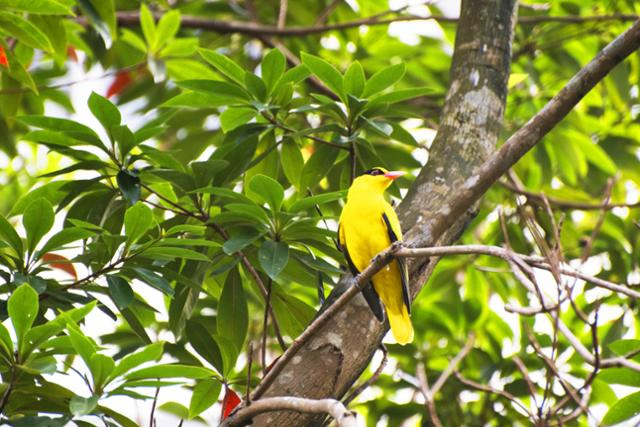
[0,0,639,425]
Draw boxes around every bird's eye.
[365,168,384,176]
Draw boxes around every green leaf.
[141,246,210,262]
[572,137,617,175]
[258,240,289,280]
[23,198,54,253]
[212,334,238,376]
[124,202,153,246]
[108,342,164,381]
[175,80,251,102]
[278,64,311,86]
[368,86,433,106]
[603,391,640,426]
[139,3,156,48]
[220,107,256,133]
[0,11,53,52]
[90,353,115,390]
[18,115,104,149]
[117,170,141,205]
[68,326,97,370]
[262,49,286,94]
[599,368,640,387]
[189,379,221,419]
[88,0,116,44]
[198,48,246,85]
[132,268,174,296]
[121,28,147,53]
[160,38,199,59]
[78,0,113,48]
[222,228,262,255]
[300,143,340,191]
[0,214,23,255]
[22,301,96,358]
[8,283,38,350]
[288,190,346,212]
[280,139,304,189]
[248,174,284,212]
[0,0,74,15]
[362,62,405,98]
[69,395,99,416]
[113,125,137,158]
[364,117,393,137]
[88,92,121,134]
[0,323,14,360]
[244,73,267,101]
[272,289,315,337]
[217,268,248,354]
[39,227,95,255]
[186,320,223,374]
[120,307,152,344]
[608,339,640,357]
[125,364,215,381]
[155,10,180,51]
[106,275,134,310]
[301,52,344,101]
[344,61,365,97]
[190,159,229,187]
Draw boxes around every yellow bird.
[338,167,413,345]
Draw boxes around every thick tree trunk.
[253,1,517,425]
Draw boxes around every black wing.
[338,224,385,322]
[382,213,410,314]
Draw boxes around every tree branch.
[220,397,357,427]
[110,11,640,38]
[455,372,534,419]
[500,179,639,211]
[431,334,475,395]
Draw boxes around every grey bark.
[252,0,518,425]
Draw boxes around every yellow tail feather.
[388,305,413,345]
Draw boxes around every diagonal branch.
[220,396,357,427]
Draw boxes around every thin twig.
[314,0,342,25]
[513,356,539,410]
[431,334,475,395]
[262,278,273,375]
[246,342,254,405]
[277,0,288,29]
[149,386,160,427]
[416,363,443,427]
[455,372,534,419]
[528,330,592,421]
[343,344,388,405]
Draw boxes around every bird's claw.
[390,241,403,251]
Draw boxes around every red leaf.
[0,46,8,68]
[41,253,78,280]
[106,70,132,99]
[66,45,78,63]
[220,385,241,420]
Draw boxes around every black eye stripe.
[364,168,384,176]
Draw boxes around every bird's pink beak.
[384,171,405,180]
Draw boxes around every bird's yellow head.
[349,167,405,196]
